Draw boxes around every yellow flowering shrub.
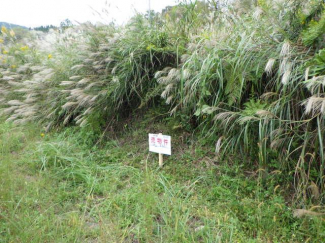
[20,45,29,51]
[1,26,7,34]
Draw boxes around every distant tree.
[60,19,73,30]
[34,25,58,32]
[231,0,256,14]
[207,0,232,10]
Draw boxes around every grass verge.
[0,119,324,242]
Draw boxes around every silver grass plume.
[280,41,291,57]
[281,70,291,85]
[304,96,325,115]
[265,58,276,76]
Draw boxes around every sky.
[0,0,178,28]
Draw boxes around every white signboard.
[149,133,171,155]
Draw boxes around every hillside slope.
[0,21,28,29]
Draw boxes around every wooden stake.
[158,133,163,168]
[159,153,163,168]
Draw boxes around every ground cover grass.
[1,116,324,242]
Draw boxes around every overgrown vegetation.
[1,0,325,241]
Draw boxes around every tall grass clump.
[156,0,325,203]
[1,16,179,132]
[0,26,85,126]
[55,17,178,130]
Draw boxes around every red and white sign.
[149,133,171,155]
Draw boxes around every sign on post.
[149,133,171,155]
[149,133,171,168]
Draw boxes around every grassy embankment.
[1,115,324,242]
